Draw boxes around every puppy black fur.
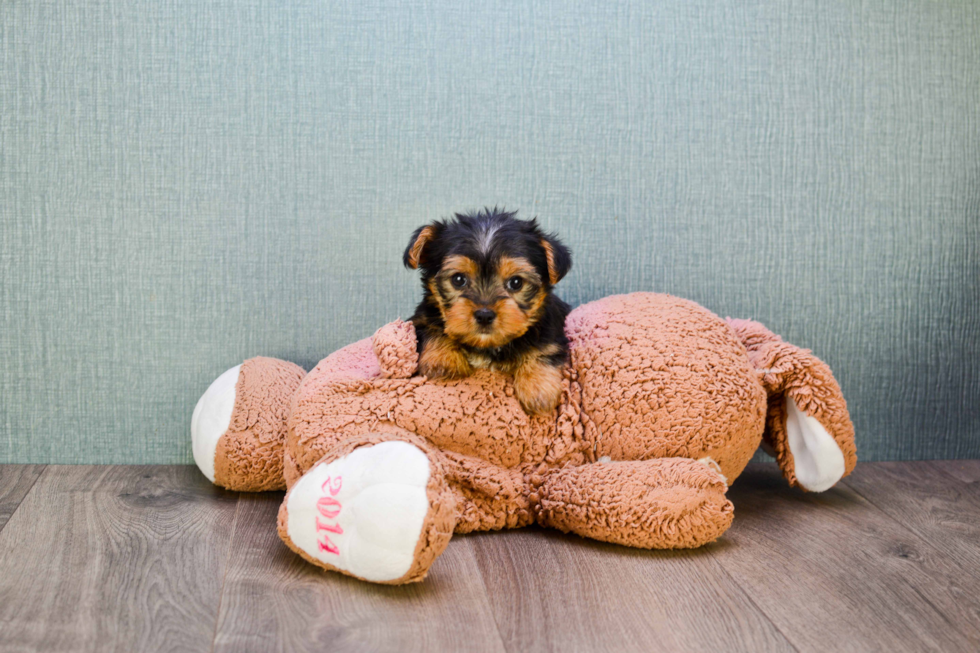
[403,208,572,414]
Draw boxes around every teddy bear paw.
[282,441,433,583]
[785,396,846,492]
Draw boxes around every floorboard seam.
[466,537,516,653]
[928,460,980,490]
[841,477,980,644]
[709,556,802,653]
[841,476,965,545]
[0,465,46,536]
[209,493,242,653]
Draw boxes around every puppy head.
[404,208,571,349]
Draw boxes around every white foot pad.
[785,396,846,492]
[285,441,431,583]
[191,364,241,483]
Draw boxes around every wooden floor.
[0,462,978,652]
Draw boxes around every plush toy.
[191,292,856,584]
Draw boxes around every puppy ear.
[540,235,572,285]
[403,224,439,270]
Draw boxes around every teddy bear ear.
[540,235,572,285]
[372,319,419,378]
[403,223,440,270]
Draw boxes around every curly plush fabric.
[727,318,858,486]
[214,357,305,491]
[197,292,857,584]
[537,457,734,549]
[276,430,457,584]
[373,319,419,379]
[565,294,767,480]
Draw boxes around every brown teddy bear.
[191,292,856,584]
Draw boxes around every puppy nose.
[474,308,496,326]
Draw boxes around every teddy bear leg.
[277,437,457,584]
[536,457,733,549]
[438,451,537,533]
[191,357,305,491]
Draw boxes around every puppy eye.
[505,276,523,292]
[450,273,467,288]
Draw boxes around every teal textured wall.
[1,0,978,463]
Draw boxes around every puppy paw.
[514,363,563,416]
[418,336,473,380]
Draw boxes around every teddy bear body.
[193,292,856,584]
[281,293,765,531]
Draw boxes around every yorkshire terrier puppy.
[403,208,572,415]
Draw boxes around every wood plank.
[470,526,793,653]
[213,493,506,653]
[4,461,977,652]
[0,465,45,532]
[934,459,980,485]
[843,461,980,573]
[0,465,240,653]
[715,463,980,652]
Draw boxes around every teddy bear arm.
[728,318,857,492]
[536,458,734,549]
[764,364,857,492]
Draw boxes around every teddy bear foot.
[191,357,305,491]
[191,364,241,484]
[277,440,456,584]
